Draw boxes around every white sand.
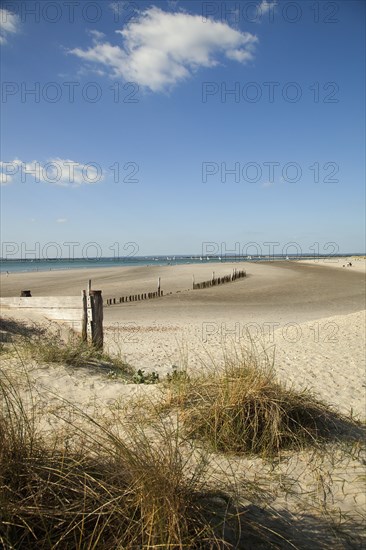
[1,259,365,545]
[298,256,366,273]
[1,260,365,419]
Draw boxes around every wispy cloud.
[69,7,258,93]
[56,218,68,223]
[0,8,20,44]
[0,159,104,186]
[87,29,106,42]
[258,1,277,15]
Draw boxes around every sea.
[0,254,362,274]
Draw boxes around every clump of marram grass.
[0,367,238,549]
[162,346,358,457]
[15,324,134,377]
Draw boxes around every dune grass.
[162,346,360,457]
[1,318,134,379]
[25,331,130,370]
[0,366,239,549]
[1,319,364,548]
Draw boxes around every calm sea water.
[0,255,359,274]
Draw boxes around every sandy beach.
[1,258,365,547]
[1,259,365,418]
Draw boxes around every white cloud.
[56,218,68,223]
[88,29,106,42]
[69,7,258,92]
[0,159,104,186]
[109,1,129,15]
[258,1,277,15]
[0,9,20,44]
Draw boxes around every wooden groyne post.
[192,269,247,290]
[89,289,103,349]
[106,278,165,306]
[81,290,87,342]
[84,280,104,349]
[20,290,32,297]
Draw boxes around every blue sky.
[1,0,365,258]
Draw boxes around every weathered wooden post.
[158,277,161,297]
[81,290,87,341]
[89,290,103,349]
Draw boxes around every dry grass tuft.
[1,317,134,378]
[162,346,360,457]
[0,368,237,549]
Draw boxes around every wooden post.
[158,277,161,297]
[81,290,87,342]
[86,292,92,342]
[88,279,92,294]
[89,290,103,349]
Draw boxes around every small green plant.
[166,364,190,383]
[132,369,160,384]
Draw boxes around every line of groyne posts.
[105,269,247,306]
[192,268,246,290]
[106,277,162,306]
